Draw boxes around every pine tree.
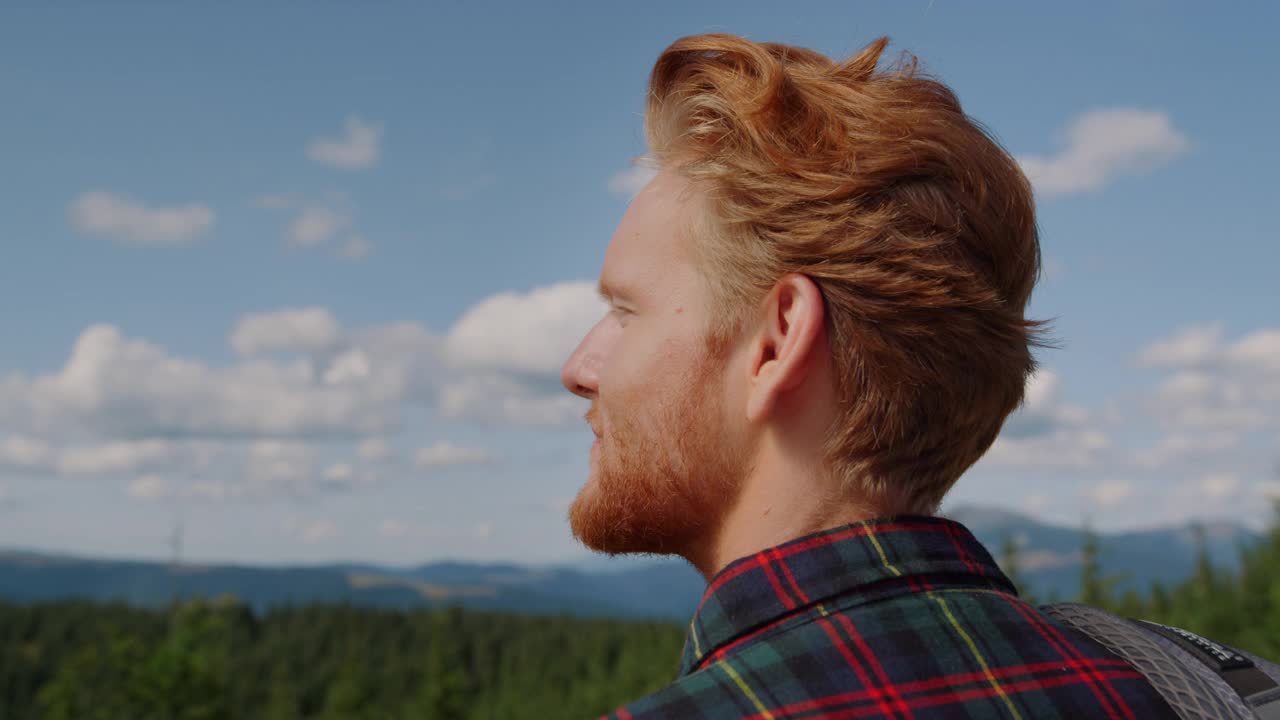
[998,532,1038,605]
[1078,521,1121,609]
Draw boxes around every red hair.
[645,34,1052,514]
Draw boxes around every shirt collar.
[678,515,1017,677]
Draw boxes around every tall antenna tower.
[168,513,185,608]
[169,516,184,571]
[164,512,186,638]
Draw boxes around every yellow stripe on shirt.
[929,592,1024,720]
[719,661,776,720]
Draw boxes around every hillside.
[0,506,1258,617]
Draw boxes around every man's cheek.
[602,355,650,405]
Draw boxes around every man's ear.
[745,273,826,423]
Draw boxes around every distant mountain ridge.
[0,506,1259,619]
[941,504,1257,598]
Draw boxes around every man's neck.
[684,452,877,582]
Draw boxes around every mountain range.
[0,505,1259,620]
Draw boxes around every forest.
[1,505,1276,719]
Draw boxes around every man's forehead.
[597,243,651,304]
[598,171,693,299]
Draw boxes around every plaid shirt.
[600,516,1176,719]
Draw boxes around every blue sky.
[1,2,1277,567]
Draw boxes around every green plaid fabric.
[600,516,1176,719]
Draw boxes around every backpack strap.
[1040,602,1280,719]
[1133,618,1280,717]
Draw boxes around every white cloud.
[322,348,371,385]
[322,462,353,483]
[337,235,373,259]
[0,324,406,440]
[1197,473,1239,499]
[247,440,314,485]
[317,460,377,490]
[70,191,214,247]
[1225,329,1280,375]
[241,440,379,495]
[984,428,1110,469]
[0,435,53,468]
[285,517,339,544]
[1020,368,1061,415]
[307,116,381,170]
[379,518,493,542]
[1162,473,1250,521]
[1165,405,1269,432]
[1137,324,1222,369]
[1,435,218,478]
[415,441,496,468]
[445,281,606,375]
[1132,432,1240,469]
[1137,325,1280,434]
[56,439,175,475]
[972,325,1277,528]
[981,368,1105,468]
[1022,494,1051,514]
[231,308,342,358]
[964,326,1275,528]
[128,474,170,500]
[608,159,658,195]
[1017,108,1188,197]
[102,441,314,502]
[287,205,350,247]
[438,373,585,428]
[379,519,410,538]
[1000,369,1088,438]
[356,437,391,462]
[0,281,598,445]
[1153,371,1218,404]
[1085,479,1134,509]
[343,321,441,399]
[186,481,246,501]
[255,192,358,251]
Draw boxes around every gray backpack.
[1042,603,1280,719]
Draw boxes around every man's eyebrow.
[596,278,631,302]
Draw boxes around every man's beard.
[567,348,748,558]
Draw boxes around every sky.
[0,2,1277,568]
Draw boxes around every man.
[561,34,1179,719]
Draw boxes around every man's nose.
[560,341,599,400]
